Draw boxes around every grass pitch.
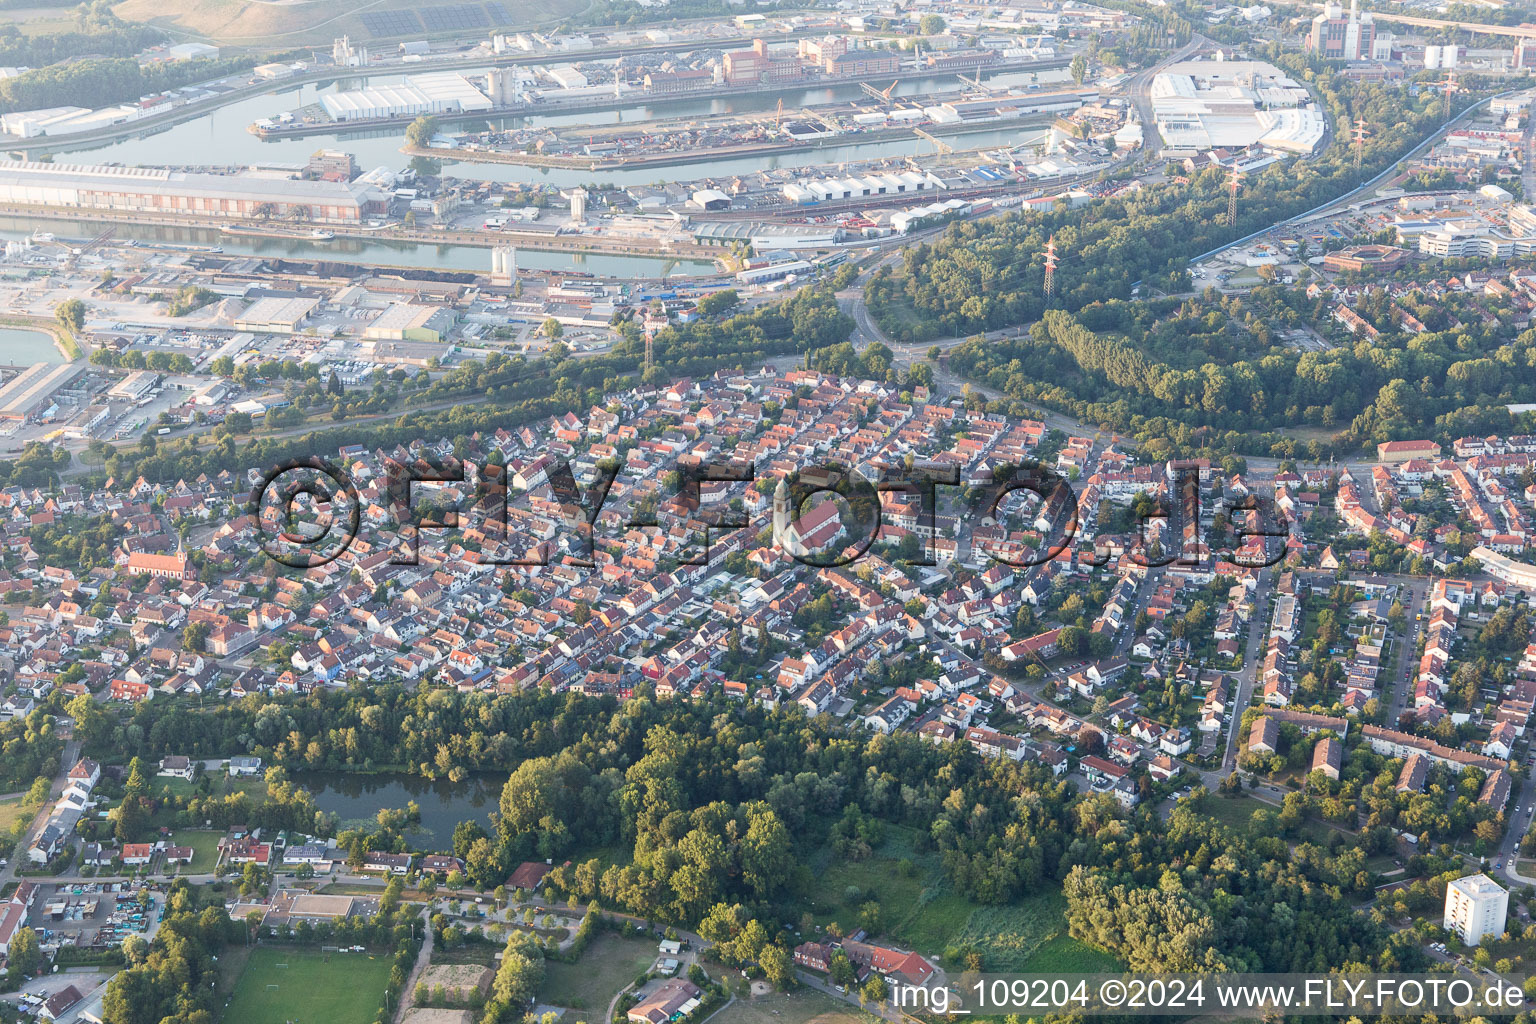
[222,947,392,1024]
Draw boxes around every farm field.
[221,946,392,1024]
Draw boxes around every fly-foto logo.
[247,455,1288,571]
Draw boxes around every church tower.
[772,478,790,548]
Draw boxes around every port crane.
[955,72,994,94]
[859,80,900,107]
[912,127,953,155]
[66,226,115,268]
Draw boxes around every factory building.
[307,149,358,181]
[0,104,144,139]
[234,297,321,334]
[723,39,810,87]
[891,198,973,233]
[692,221,845,249]
[363,303,456,343]
[737,259,814,284]
[800,37,901,77]
[63,403,110,439]
[781,170,944,205]
[823,49,901,76]
[360,340,447,367]
[108,370,159,401]
[1151,61,1323,154]
[0,362,86,423]
[691,189,731,211]
[1306,0,1375,61]
[926,89,1097,124]
[190,381,230,406]
[1516,39,1536,71]
[321,72,495,121]
[166,42,220,61]
[0,161,383,224]
[643,70,713,95]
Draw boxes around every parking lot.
[28,882,165,951]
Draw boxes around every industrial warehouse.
[320,71,500,121]
[1150,59,1326,155]
[0,363,86,423]
[0,161,388,224]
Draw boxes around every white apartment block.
[1443,873,1508,946]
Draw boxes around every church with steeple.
[772,478,846,558]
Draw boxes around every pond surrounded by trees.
[289,770,500,850]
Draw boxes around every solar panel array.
[420,4,491,31]
[359,9,423,35]
[360,3,503,36]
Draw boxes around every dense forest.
[93,685,1417,976]
[1063,798,1419,973]
[0,54,270,114]
[0,2,162,68]
[945,297,1536,460]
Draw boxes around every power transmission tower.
[1439,69,1458,122]
[1043,235,1059,299]
[1227,168,1243,229]
[644,329,654,373]
[1351,117,1370,173]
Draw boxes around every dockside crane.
[859,80,901,107]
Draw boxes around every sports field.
[222,947,392,1024]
